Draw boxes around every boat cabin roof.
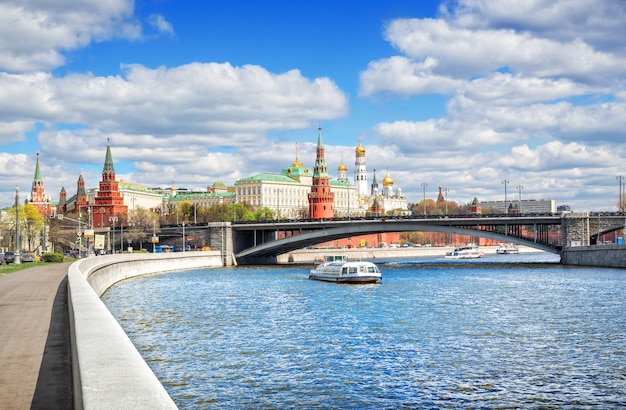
[323,255,348,263]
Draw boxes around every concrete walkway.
[0,263,73,410]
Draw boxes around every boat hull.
[308,273,381,284]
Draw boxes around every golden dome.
[338,161,348,171]
[382,171,393,186]
[291,155,303,168]
[355,142,365,157]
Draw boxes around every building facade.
[478,199,556,214]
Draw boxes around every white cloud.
[359,56,462,97]
[380,18,625,84]
[0,0,139,72]
[148,14,174,35]
[47,63,348,137]
[443,0,626,53]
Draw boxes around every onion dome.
[355,142,365,157]
[382,171,393,186]
[338,162,348,171]
[291,155,303,168]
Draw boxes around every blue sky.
[2,0,626,211]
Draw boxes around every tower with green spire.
[102,137,115,181]
[308,126,334,219]
[92,139,127,228]
[27,153,52,218]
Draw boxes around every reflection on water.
[102,253,625,408]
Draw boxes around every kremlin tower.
[354,140,368,199]
[75,173,89,213]
[308,126,334,219]
[91,139,127,228]
[27,153,52,218]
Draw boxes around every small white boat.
[309,255,382,284]
[445,244,484,259]
[496,243,520,254]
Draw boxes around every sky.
[2,0,626,212]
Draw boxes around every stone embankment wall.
[277,245,540,264]
[561,244,626,268]
[67,251,223,410]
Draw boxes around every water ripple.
[102,262,626,409]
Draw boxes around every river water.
[102,252,626,409]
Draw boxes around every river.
[102,252,626,409]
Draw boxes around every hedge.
[42,252,64,263]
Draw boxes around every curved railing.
[67,251,223,409]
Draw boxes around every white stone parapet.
[67,251,223,409]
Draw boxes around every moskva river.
[102,253,626,409]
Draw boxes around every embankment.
[67,251,223,410]
[277,245,540,263]
[561,244,626,268]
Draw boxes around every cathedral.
[353,143,409,216]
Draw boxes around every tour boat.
[309,255,382,284]
[496,243,520,254]
[445,244,484,259]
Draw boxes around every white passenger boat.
[309,255,382,284]
[445,244,484,259]
[496,243,520,254]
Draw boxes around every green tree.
[254,207,274,221]
[177,201,194,222]
[22,204,44,251]
[230,203,255,221]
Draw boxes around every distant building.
[367,170,409,216]
[557,204,571,212]
[478,199,556,214]
[118,181,164,212]
[163,184,236,221]
[235,127,360,219]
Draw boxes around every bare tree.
[127,207,160,250]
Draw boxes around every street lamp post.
[275,188,281,220]
[14,185,21,264]
[421,182,428,217]
[182,222,186,252]
[109,216,118,253]
[502,180,509,214]
[517,185,523,214]
[87,206,93,256]
[617,175,624,212]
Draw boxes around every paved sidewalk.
[0,263,73,410]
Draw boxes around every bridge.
[161,212,626,265]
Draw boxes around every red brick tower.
[308,126,334,219]
[75,173,89,215]
[57,186,67,214]
[92,139,127,228]
[27,153,52,218]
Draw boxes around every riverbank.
[277,244,542,263]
